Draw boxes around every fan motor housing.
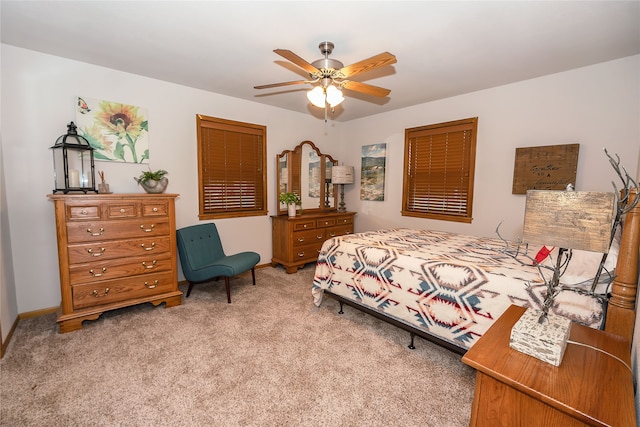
[311,58,344,72]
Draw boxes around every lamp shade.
[331,166,354,185]
[307,86,325,108]
[325,85,344,107]
[522,190,616,253]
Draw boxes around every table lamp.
[511,189,616,366]
[331,166,354,212]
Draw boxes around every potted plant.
[135,168,169,194]
[279,192,301,217]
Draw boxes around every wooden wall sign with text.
[512,144,579,195]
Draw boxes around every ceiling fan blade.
[274,49,320,74]
[338,52,397,78]
[341,80,391,97]
[254,80,309,90]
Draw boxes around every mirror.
[277,140,338,215]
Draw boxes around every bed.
[312,193,639,354]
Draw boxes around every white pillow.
[533,227,619,286]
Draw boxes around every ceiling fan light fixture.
[326,85,344,107]
[256,42,396,119]
[307,86,325,108]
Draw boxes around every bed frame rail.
[325,291,467,355]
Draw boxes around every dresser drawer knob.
[140,224,155,233]
[152,207,158,212]
[81,209,88,215]
[329,232,336,237]
[92,288,110,298]
[120,208,126,213]
[316,234,323,240]
[297,252,305,258]
[141,242,156,251]
[145,280,159,289]
[87,247,105,257]
[86,227,104,236]
[89,268,107,277]
[303,224,308,228]
[297,237,305,243]
[142,260,157,269]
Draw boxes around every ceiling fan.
[254,41,397,112]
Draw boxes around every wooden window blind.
[402,117,477,223]
[197,115,267,219]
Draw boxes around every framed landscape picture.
[361,143,386,201]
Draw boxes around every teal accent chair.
[176,223,260,303]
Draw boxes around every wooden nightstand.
[462,305,636,427]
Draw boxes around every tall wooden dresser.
[271,211,355,273]
[48,193,182,333]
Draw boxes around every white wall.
[0,44,342,314]
[1,132,19,344]
[338,55,640,241]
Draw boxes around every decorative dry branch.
[591,149,640,292]
[494,221,571,320]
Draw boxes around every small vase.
[140,177,169,194]
[97,183,111,194]
[288,203,297,217]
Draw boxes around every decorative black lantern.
[50,122,97,194]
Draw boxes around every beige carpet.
[1,265,475,426]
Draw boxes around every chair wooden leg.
[186,281,195,297]
[225,276,231,303]
[251,268,256,286]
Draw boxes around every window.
[402,117,477,223]
[196,115,267,219]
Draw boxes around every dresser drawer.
[67,236,172,264]
[66,204,102,221]
[292,243,324,263]
[293,219,316,231]
[106,202,138,219]
[316,218,337,228]
[69,252,173,285]
[66,219,171,243]
[293,229,325,247]
[326,225,354,239]
[334,215,354,226]
[72,271,175,310]
[142,200,169,217]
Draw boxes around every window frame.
[401,117,478,223]
[196,114,267,220]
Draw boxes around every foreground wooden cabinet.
[271,212,355,273]
[48,193,182,333]
[462,305,636,427]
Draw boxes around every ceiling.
[2,1,639,122]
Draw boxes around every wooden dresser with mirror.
[271,140,355,273]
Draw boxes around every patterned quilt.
[312,228,606,351]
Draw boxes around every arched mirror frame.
[276,140,338,215]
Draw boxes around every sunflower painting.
[75,96,149,163]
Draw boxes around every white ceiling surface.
[2,1,639,122]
